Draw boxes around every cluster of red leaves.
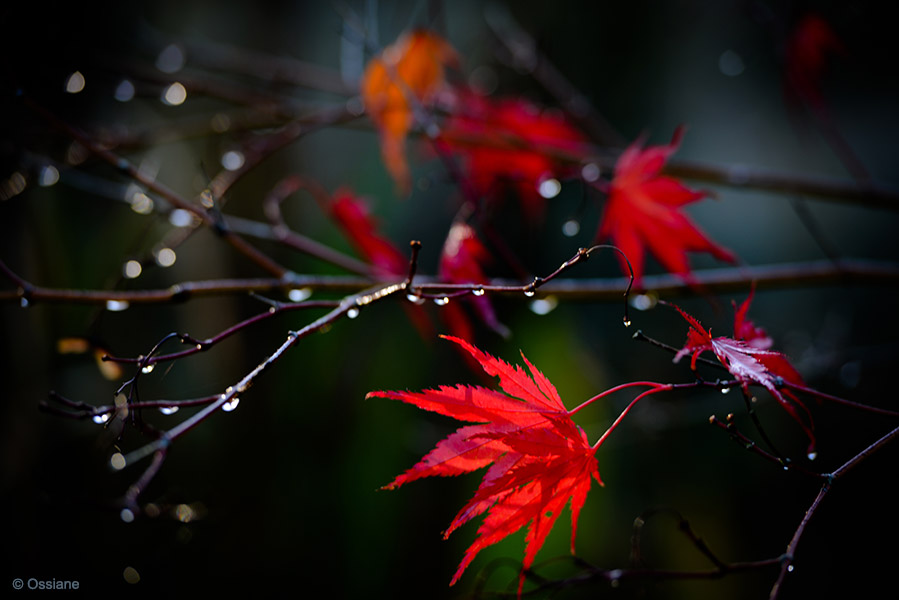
[368,335,601,593]
[441,90,588,222]
[362,29,739,285]
[595,127,736,284]
[671,290,816,452]
[361,29,459,195]
[328,190,506,341]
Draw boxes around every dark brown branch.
[5,258,899,306]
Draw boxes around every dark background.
[2,1,898,598]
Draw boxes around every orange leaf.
[361,30,458,194]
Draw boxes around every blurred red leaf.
[329,188,409,277]
[328,188,432,338]
[438,222,509,339]
[784,13,844,111]
[595,127,736,284]
[368,335,601,593]
[361,29,458,195]
[442,91,587,222]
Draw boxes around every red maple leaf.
[438,222,509,339]
[669,297,815,453]
[367,335,601,593]
[328,188,432,337]
[442,91,587,222]
[328,188,410,277]
[361,29,459,195]
[595,127,736,284]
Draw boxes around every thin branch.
[5,258,899,306]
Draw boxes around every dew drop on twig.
[92,413,111,425]
[222,397,240,412]
[159,406,179,415]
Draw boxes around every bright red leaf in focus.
[442,91,587,222]
[361,29,458,195]
[670,296,815,452]
[595,127,735,284]
[367,335,601,593]
[438,222,509,340]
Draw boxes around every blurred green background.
[2,1,899,598]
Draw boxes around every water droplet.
[523,289,536,298]
[787,564,795,573]
[537,177,561,199]
[434,297,449,306]
[156,44,185,74]
[141,363,155,374]
[288,288,312,302]
[581,163,601,182]
[807,451,817,461]
[608,569,622,588]
[161,82,187,106]
[623,319,632,327]
[472,288,485,297]
[38,165,60,187]
[718,49,745,77]
[155,247,176,267]
[720,387,731,394]
[92,413,111,425]
[114,79,135,102]
[630,293,658,311]
[65,71,85,94]
[222,397,240,412]
[168,208,194,228]
[221,150,245,171]
[123,260,142,279]
[159,406,179,415]
[199,189,214,208]
[110,452,127,470]
[562,219,580,237]
[123,566,141,584]
[129,192,154,214]
[347,307,360,319]
[120,508,135,523]
[529,296,558,316]
[20,297,29,308]
[210,113,231,133]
